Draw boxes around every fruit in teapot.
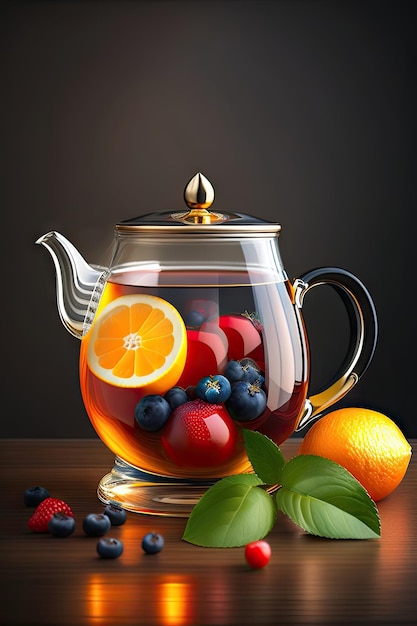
[184,299,219,327]
[184,309,206,328]
[218,313,263,362]
[164,386,189,410]
[224,358,264,385]
[226,380,267,422]
[161,399,238,468]
[134,395,172,432]
[196,374,232,403]
[87,294,188,394]
[177,326,228,390]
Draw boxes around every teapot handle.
[295,267,378,430]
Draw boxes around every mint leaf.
[275,455,381,539]
[243,429,286,485]
[182,474,277,547]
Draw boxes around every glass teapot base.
[96,456,217,517]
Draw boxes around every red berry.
[177,328,228,389]
[28,497,73,533]
[218,314,263,362]
[244,540,272,569]
[161,399,238,468]
[185,298,219,322]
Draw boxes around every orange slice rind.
[87,294,187,391]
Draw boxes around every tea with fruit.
[79,269,308,479]
[38,173,378,515]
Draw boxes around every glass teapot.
[36,173,377,516]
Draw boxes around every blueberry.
[226,381,267,421]
[48,512,75,537]
[97,537,124,559]
[83,513,111,537]
[24,486,50,507]
[224,360,245,383]
[135,395,172,432]
[224,359,264,385]
[196,374,232,403]
[185,385,197,400]
[142,531,164,554]
[103,503,127,526]
[184,309,206,327]
[240,358,265,385]
[164,386,188,411]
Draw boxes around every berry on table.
[226,380,267,421]
[134,394,172,432]
[142,532,164,554]
[48,512,76,537]
[97,537,124,559]
[104,503,127,526]
[244,540,271,569]
[28,497,73,533]
[196,374,232,403]
[83,513,111,537]
[24,486,50,507]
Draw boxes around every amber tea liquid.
[79,271,308,478]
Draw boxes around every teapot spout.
[36,231,108,339]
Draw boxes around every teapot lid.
[116,173,281,235]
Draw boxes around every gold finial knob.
[181,172,219,223]
[171,173,226,224]
[184,172,214,210]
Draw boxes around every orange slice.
[87,294,187,391]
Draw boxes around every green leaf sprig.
[182,429,381,547]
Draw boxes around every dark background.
[1,0,415,439]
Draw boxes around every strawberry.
[28,497,73,533]
[161,399,238,468]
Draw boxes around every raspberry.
[28,497,73,533]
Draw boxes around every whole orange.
[297,408,412,501]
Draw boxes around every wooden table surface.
[1,438,415,625]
